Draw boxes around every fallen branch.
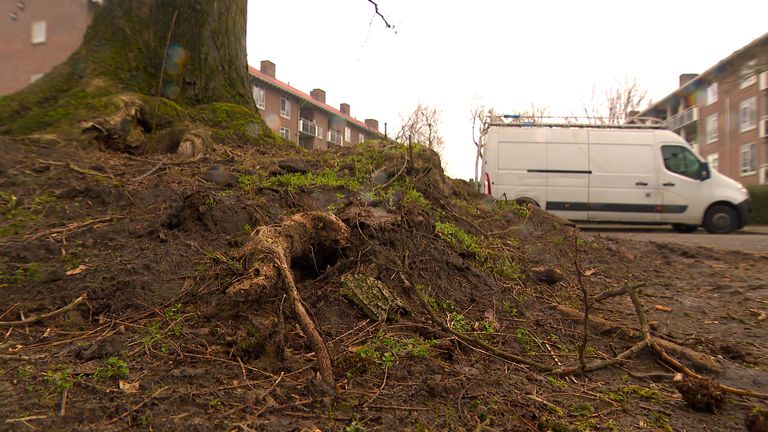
[25,216,117,241]
[625,285,768,400]
[573,230,589,372]
[133,162,164,180]
[0,294,87,327]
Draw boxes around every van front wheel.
[672,224,698,233]
[703,205,738,234]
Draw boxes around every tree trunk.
[0,0,255,136]
[81,0,252,107]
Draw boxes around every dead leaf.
[583,269,597,277]
[655,305,673,312]
[119,380,140,393]
[66,264,87,276]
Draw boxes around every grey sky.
[247,0,768,180]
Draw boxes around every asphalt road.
[578,224,768,254]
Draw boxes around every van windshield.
[661,145,703,180]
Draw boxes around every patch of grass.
[240,168,360,193]
[0,192,55,236]
[515,328,535,353]
[94,357,129,380]
[16,366,33,380]
[547,376,568,390]
[344,419,366,432]
[570,403,595,417]
[495,200,529,218]
[435,221,483,257]
[649,412,673,432]
[621,385,662,402]
[44,369,75,393]
[500,301,518,317]
[353,335,437,369]
[599,389,625,403]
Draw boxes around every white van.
[481,124,750,233]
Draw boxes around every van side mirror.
[700,162,711,181]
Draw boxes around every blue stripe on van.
[527,169,592,174]
[547,202,688,214]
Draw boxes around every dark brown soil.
[1,136,766,432]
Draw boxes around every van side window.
[661,145,702,180]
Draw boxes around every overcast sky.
[246,0,768,180]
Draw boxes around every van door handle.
[635,181,648,186]
[663,182,675,187]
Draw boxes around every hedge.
[747,185,768,225]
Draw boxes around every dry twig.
[0,294,87,327]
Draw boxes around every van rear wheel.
[672,224,698,233]
[703,205,738,234]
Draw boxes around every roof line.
[247,65,379,134]
[639,31,768,116]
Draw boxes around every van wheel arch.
[702,202,740,234]
[514,197,540,208]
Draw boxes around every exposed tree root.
[227,212,350,386]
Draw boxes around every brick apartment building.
[635,32,768,186]
[249,60,382,150]
[0,0,98,95]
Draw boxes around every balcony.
[299,118,321,137]
[665,106,698,131]
[328,130,342,145]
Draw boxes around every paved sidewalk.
[742,225,768,234]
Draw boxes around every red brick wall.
[0,0,95,95]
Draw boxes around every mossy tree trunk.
[0,0,256,137]
[82,0,252,106]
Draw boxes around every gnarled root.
[228,212,350,386]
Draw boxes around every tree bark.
[79,0,252,107]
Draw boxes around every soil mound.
[1,136,766,431]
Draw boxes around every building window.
[344,126,351,143]
[706,114,718,144]
[706,153,719,172]
[279,127,290,139]
[740,143,756,175]
[280,97,291,119]
[740,59,757,89]
[328,130,342,145]
[739,97,756,132]
[31,20,46,44]
[252,86,265,110]
[359,133,365,144]
[705,82,718,106]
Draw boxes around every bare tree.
[470,104,549,187]
[396,104,444,153]
[470,105,496,186]
[581,78,648,125]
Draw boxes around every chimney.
[340,103,350,116]
[310,88,326,104]
[364,119,379,132]
[260,60,276,78]
[679,73,697,87]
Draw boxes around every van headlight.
[736,182,747,193]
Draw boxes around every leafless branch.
[367,0,393,29]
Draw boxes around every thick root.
[228,212,350,385]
